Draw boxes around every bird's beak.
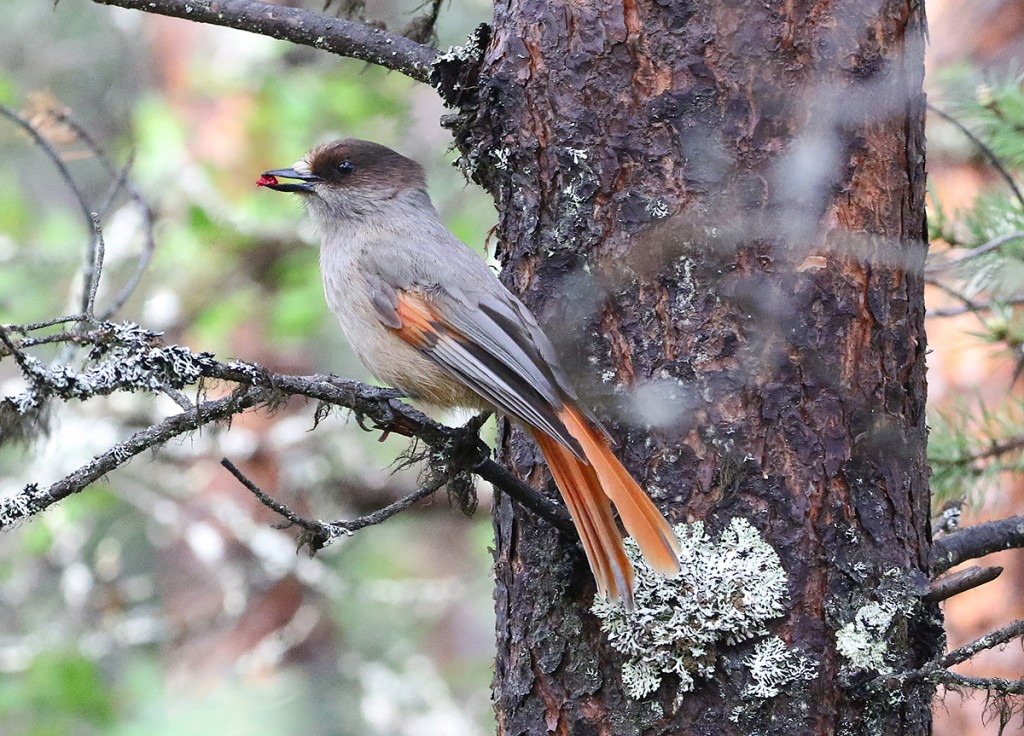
[257,168,321,193]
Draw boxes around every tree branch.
[49,110,157,320]
[924,565,1003,604]
[926,230,1024,273]
[89,0,439,84]
[928,296,1024,318]
[930,434,1024,470]
[0,320,573,535]
[0,386,264,530]
[2,100,157,324]
[221,456,447,552]
[207,364,574,534]
[928,671,1024,696]
[941,619,1024,670]
[932,516,1024,574]
[928,103,1024,213]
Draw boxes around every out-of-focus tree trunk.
[448,0,934,733]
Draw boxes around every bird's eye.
[338,160,355,175]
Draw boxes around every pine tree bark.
[444,0,932,733]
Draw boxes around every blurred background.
[0,0,1023,734]
[0,2,498,734]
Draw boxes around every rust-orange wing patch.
[393,291,444,349]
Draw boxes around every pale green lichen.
[833,567,923,686]
[835,601,898,674]
[742,636,818,698]
[593,518,788,699]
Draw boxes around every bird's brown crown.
[306,139,426,192]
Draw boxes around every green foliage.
[0,651,116,735]
[972,74,1024,172]
[267,247,327,339]
[929,70,1024,511]
[929,396,1024,507]
[927,72,1024,510]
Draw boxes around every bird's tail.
[531,405,681,611]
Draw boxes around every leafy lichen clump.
[742,636,817,698]
[835,601,898,674]
[592,518,789,699]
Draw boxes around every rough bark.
[439,0,933,734]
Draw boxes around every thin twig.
[6,331,92,351]
[930,435,1024,469]
[89,0,438,84]
[0,387,264,531]
[924,275,978,313]
[49,110,129,216]
[941,619,1024,669]
[402,0,446,44]
[929,103,1024,211]
[929,671,1024,695]
[3,314,87,333]
[0,324,36,376]
[332,477,444,532]
[880,619,1024,697]
[927,230,1024,273]
[928,296,1024,318]
[221,457,332,537]
[0,102,100,316]
[161,387,195,411]
[221,457,447,551]
[51,111,157,320]
[85,212,104,320]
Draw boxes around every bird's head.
[258,138,427,223]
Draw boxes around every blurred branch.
[1,101,156,322]
[926,230,1024,273]
[0,320,573,535]
[89,0,439,84]
[932,515,1024,573]
[221,457,447,553]
[49,111,157,320]
[927,296,1024,318]
[0,102,101,317]
[402,0,446,45]
[931,434,1024,468]
[86,213,104,318]
[928,103,1024,211]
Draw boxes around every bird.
[258,138,680,610]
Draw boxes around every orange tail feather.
[531,430,635,610]
[558,406,681,577]
[532,406,680,609]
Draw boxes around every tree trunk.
[448,0,932,733]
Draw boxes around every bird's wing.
[398,288,586,459]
